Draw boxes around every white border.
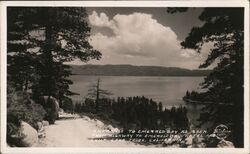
[1,1,249,154]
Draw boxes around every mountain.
[70,64,211,76]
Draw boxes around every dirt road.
[37,116,142,147]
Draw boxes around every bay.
[69,75,206,129]
[69,75,204,105]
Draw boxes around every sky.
[70,7,214,69]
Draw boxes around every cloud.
[89,11,115,28]
[88,11,206,69]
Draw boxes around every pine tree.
[7,8,40,91]
[7,7,101,106]
[168,8,244,147]
[86,78,112,113]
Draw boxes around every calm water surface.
[69,75,204,105]
[69,75,206,128]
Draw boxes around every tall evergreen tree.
[7,7,101,105]
[7,8,39,91]
[167,8,244,147]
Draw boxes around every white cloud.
[88,11,206,69]
[89,11,115,29]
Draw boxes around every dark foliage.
[74,96,189,130]
[61,97,75,113]
[36,96,60,124]
[7,7,101,146]
[168,8,244,147]
[183,90,213,102]
[7,86,46,146]
[7,7,101,106]
[71,64,211,76]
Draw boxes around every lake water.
[69,75,206,128]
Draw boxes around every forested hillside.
[71,64,211,76]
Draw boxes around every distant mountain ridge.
[70,64,211,76]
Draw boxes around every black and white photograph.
[0,1,249,153]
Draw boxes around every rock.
[37,122,46,138]
[37,122,43,130]
[59,108,64,114]
[42,120,49,126]
[217,139,234,148]
[20,121,38,146]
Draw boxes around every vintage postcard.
[0,1,249,154]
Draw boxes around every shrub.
[61,97,74,113]
[7,90,46,146]
[36,96,59,124]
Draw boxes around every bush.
[7,91,46,146]
[61,97,74,113]
[36,96,59,124]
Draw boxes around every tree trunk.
[95,79,100,113]
[42,8,55,98]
